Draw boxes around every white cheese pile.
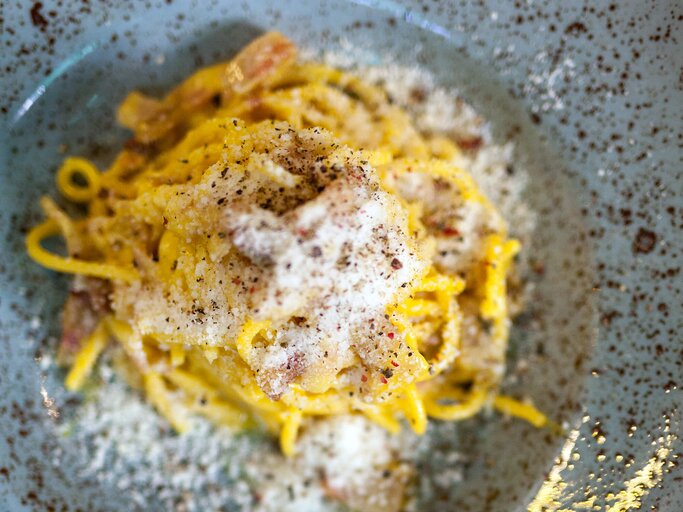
[58,364,257,512]
[229,168,427,397]
[250,415,413,512]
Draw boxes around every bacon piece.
[117,32,297,145]
[58,278,111,364]
[117,92,174,144]
[453,135,483,151]
[223,31,297,96]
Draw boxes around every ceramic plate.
[0,1,680,510]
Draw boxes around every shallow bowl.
[0,1,681,510]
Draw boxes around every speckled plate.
[1,1,681,510]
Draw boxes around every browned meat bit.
[452,135,483,151]
[117,92,174,145]
[117,32,297,145]
[223,31,297,96]
[58,277,111,364]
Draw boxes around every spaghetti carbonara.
[27,32,545,462]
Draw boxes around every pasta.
[27,31,545,457]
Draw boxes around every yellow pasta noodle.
[280,409,303,456]
[65,320,109,391]
[493,395,548,428]
[424,386,488,421]
[26,220,138,282]
[144,372,190,433]
[56,157,101,203]
[402,384,428,435]
[235,319,271,364]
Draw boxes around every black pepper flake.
[478,317,493,334]
[217,197,226,205]
[390,258,403,270]
[311,246,322,258]
[381,367,394,379]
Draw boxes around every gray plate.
[0,1,680,510]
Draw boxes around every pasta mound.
[27,32,545,457]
